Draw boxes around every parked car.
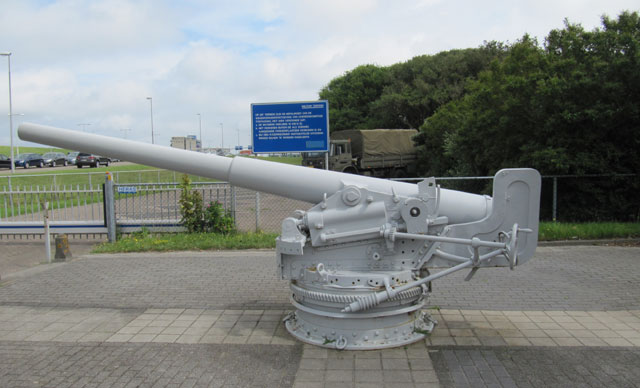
[14,153,45,169]
[0,154,12,169]
[43,152,68,167]
[76,153,110,168]
[66,151,80,165]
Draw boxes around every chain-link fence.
[1,173,637,240]
[113,182,312,233]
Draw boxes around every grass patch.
[252,155,301,165]
[92,231,278,253]
[0,145,69,156]
[539,222,640,241]
[91,222,640,253]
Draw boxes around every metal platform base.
[284,308,436,350]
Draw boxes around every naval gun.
[19,123,541,350]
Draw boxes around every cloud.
[0,0,637,149]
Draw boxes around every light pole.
[146,97,154,144]
[77,123,91,132]
[1,52,14,173]
[220,122,224,150]
[196,113,202,152]
[10,113,24,155]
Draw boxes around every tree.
[319,65,391,131]
[371,43,507,129]
[319,44,505,131]
[415,12,640,221]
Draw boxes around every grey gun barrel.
[18,122,491,224]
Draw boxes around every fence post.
[255,191,260,232]
[44,202,51,264]
[231,185,237,229]
[104,172,116,242]
[552,177,558,222]
[7,175,13,217]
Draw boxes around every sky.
[0,0,637,151]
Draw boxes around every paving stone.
[0,342,301,387]
[2,246,640,387]
[431,346,640,388]
[1,246,639,311]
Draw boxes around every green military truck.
[302,129,418,178]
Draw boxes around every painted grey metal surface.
[18,122,541,350]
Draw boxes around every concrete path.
[0,238,98,277]
[0,245,639,387]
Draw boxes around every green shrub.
[178,174,235,234]
[204,201,235,234]
[178,174,204,233]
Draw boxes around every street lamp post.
[146,97,154,144]
[1,52,14,173]
[220,122,224,150]
[11,113,24,155]
[197,113,202,152]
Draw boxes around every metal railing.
[112,182,311,234]
[1,172,636,239]
[1,184,104,222]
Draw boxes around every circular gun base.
[284,308,435,350]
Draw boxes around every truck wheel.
[77,165,82,168]
[343,167,358,175]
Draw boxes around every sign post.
[251,101,329,158]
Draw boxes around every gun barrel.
[18,123,491,224]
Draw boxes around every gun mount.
[19,123,541,350]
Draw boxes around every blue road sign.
[251,101,329,153]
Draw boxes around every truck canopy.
[331,129,418,156]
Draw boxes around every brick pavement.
[0,342,301,387]
[0,239,97,278]
[0,245,639,387]
[1,246,639,311]
[431,347,640,388]
[1,306,638,349]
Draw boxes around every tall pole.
[146,97,154,144]
[197,113,202,151]
[11,113,24,156]
[220,122,224,150]
[1,52,14,173]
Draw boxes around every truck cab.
[303,129,417,178]
[329,140,356,173]
[302,140,356,173]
